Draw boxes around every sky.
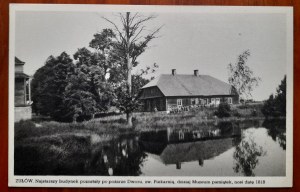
[15,9,288,101]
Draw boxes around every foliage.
[31,25,155,122]
[228,50,261,101]
[261,76,286,118]
[71,45,115,119]
[215,103,231,118]
[31,52,74,121]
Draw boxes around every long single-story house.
[139,69,239,112]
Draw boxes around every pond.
[15,119,286,177]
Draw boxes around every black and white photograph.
[9,4,293,188]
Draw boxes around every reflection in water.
[14,119,286,176]
[263,119,286,150]
[87,134,147,176]
[233,131,266,176]
[139,122,242,169]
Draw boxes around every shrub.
[215,103,231,118]
[232,110,242,117]
[251,109,258,117]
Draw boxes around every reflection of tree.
[233,133,266,176]
[263,119,286,150]
[87,134,147,176]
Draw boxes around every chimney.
[172,69,176,76]
[194,69,199,76]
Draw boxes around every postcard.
[9,4,293,188]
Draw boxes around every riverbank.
[15,103,272,141]
[14,110,286,175]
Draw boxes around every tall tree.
[73,46,114,113]
[103,12,162,126]
[228,50,261,102]
[261,75,286,118]
[31,52,74,121]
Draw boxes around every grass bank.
[15,103,266,142]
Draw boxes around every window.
[177,99,182,107]
[191,98,196,105]
[195,98,199,105]
[228,97,232,104]
[147,100,150,111]
[203,98,208,105]
[211,98,215,104]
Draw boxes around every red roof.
[142,74,235,97]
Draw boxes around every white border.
[8,4,293,188]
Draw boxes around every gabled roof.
[15,57,25,65]
[142,74,234,97]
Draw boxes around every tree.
[31,52,74,121]
[261,75,286,118]
[62,29,119,121]
[275,75,286,114]
[73,46,114,113]
[103,12,162,126]
[228,50,261,102]
[63,50,99,122]
[31,18,159,123]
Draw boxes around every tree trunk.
[126,112,133,127]
[126,12,133,127]
[73,114,78,123]
[126,52,133,126]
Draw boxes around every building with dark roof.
[139,69,239,112]
[15,57,32,122]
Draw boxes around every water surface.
[15,119,286,176]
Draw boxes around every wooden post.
[165,98,168,111]
[28,78,31,104]
[23,78,26,105]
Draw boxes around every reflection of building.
[140,124,241,144]
[139,126,241,169]
[15,57,32,122]
[139,69,239,112]
[145,138,236,168]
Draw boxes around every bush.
[232,110,242,117]
[251,109,258,117]
[215,103,231,118]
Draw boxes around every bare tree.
[103,12,162,126]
